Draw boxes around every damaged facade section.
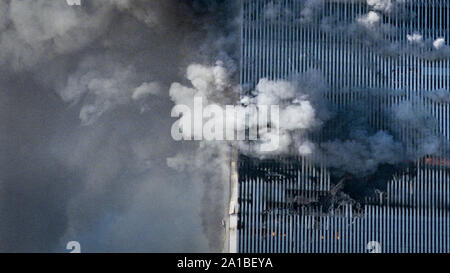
[237,155,450,252]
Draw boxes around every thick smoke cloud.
[0,0,237,252]
[175,65,443,176]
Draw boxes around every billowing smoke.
[0,0,238,252]
[173,65,442,173]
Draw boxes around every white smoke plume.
[168,60,442,179]
[168,63,324,156]
[171,63,444,179]
[366,0,394,13]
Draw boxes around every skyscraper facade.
[233,0,450,253]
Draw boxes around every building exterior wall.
[237,0,450,253]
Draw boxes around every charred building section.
[238,155,450,252]
[235,0,450,253]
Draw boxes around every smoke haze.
[1,0,450,253]
[0,0,237,252]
